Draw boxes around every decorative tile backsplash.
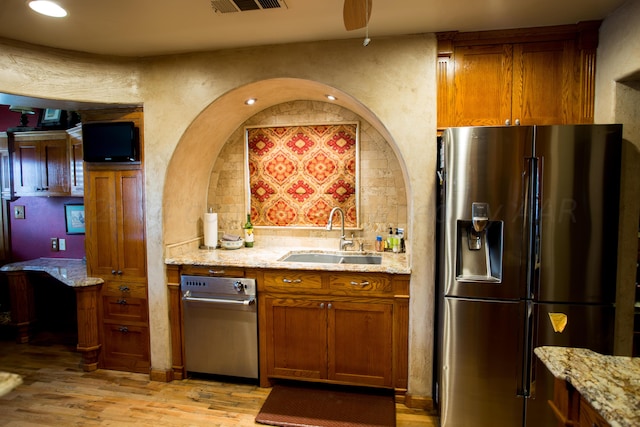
[247,123,358,228]
[208,100,407,250]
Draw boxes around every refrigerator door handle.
[516,300,535,398]
[524,156,541,299]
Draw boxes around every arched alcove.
[163,78,410,252]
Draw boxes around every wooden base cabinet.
[549,377,611,427]
[258,269,408,395]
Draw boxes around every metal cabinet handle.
[111,270,123,275]
[119,285,130,292]
[320,302,325,309]
[117,299,127,305]
[327,303,332,309]
[208,269,225,275]
[505,119,511,126]
[119,326,129,333]
[350,281,369,287]
[282,278,302,283]
[515,119,521,126]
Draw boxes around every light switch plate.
[14,205,25,219]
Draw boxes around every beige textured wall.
[208,100,407,249]
[596,0,640,356]
[0,35,438,399]
[155,37,437,399]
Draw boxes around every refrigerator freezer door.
[525,302,615,427]
[440,297,526,427]
[534,125,622,304]
[442,126,533,300]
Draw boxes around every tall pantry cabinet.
[82,108,150,373]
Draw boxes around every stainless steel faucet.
[326,207,354,251]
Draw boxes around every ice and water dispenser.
[456,202,503,283]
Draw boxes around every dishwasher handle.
[182,295,255,306]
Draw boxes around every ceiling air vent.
[210,0,288,13]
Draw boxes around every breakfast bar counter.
[1,258,103,371]
[534,346,640,427]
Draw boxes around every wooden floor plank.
[0,335,438,426]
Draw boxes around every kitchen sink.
[279,252,382,265]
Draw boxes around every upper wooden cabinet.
[11,130,70,196]
[437,22,600,130]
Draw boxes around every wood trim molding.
[437,21,602,47]
[150,369,174,382]
[404,393,435,411]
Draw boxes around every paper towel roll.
[203,212,218,248]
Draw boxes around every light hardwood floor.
[0,332,438,426]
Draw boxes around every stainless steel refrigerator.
[435,124,622,427]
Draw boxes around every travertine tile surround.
[207,100,407,251]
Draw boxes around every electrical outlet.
[51,238,58,252]
[59,238,66,251]
[14,205,25,219]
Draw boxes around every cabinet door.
[85,171,119,276]
[39,138,69,194]
[85,169,145,280]
[512,40,575,125]
[115,170,146,279]
[453,44,513,126]
[264,296,327,380]
[12,140,39,194]
[328,301,393,387]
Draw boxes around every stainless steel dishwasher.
[181,275,258,380]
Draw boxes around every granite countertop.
[165,245,411,274]
[0,258,103,287]
[0,372,22,397]
[534,346,640,427]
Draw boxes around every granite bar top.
[165,245,411,274]
[0,372,22,397]
[0,258,103,288]
[534,346,640,427]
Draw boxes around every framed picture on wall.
[38,108,67,129]
[64,204,85,234]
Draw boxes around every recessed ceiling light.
[245,98,257,105]
[325,95,337,101]
[28,1,68,18]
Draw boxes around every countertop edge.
[164,246,411,274]
[534,346,640,427]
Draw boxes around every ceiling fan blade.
[343,0,372,31]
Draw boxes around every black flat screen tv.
[82,121,139,162]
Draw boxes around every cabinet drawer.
[328,273,392,296]
[180,265,245,277]
[102,281,147,298]
[101,324,150,373]
[102,296,148,323]
[262,270,323,291]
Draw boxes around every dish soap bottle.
[243,214,254,247]
[386,227,394,251]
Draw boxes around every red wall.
[9,197,86,261]
[2,105,85,262]
[0,105,42,130]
